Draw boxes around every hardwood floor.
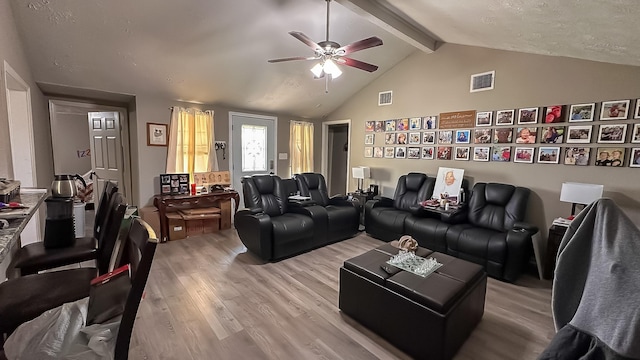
[128,229,555,359]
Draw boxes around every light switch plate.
[278,153,288,160]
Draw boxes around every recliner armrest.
[247,207,264,215]
[288,199,317,207]
[329,197,354,207]
[375,196,394,207]
[512,221,539,235]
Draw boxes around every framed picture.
[409,117,422,130]
[475,111,492,127]
[375,120,385,132]
[160,173,189,195]
[422,131,436,145]
[423,116,437,129]
[147,123,168,146]
[395,146,406,159]
[385,133,396,145]
[385,119,396,132]
[496,110,515,125]
[629,148,640,167]
[397,118,409,131]
[408,132,421,145]
[537,147,560,164]
[564,147,591,166]
[514,147,535,163]
[566,125,593,144]
[384,147,395,158]
[454,147,470,161]
[438,130,453,144]
[397,132,408,145]
[364,147,373,158]
[600,100,630,120]
[455,130,471,144]
[597,124,627,143]
[474,129,492,144]
[364,133,375,145]
[569,103,595,122]
[421,146,434,160]
[515,127,537,144]
[491,146,511,162]
[631,123,640,143]
[365,121,375,132]
[437,146,452,160]
[518,107,539,124]
[540,126,564,144]
[407,147,421,159]
[373,146,384,158]
[473,147,490,161]
[543,105,566,123]
[493,128,513,143]
[635,100,640,119]
[595,147,625,167]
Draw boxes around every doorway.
[229,112,277,208]
[322,119,351,196]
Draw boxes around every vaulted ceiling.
[10,0,640,119]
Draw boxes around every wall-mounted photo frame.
[473,147,490,161]
[147,122,168,146]
[454,147,470,161]
[597,124,627,143]
[631,123,640,143]
[395,146,406,159]
[595,147,625,167]
[364,147,373,158]
[491,146,511,162]
[364,133,375,145]
[566,125,593,144]
[630,148,640,167]
[539,126,564,144]
[409,117,422,130]
[517,107,539,124]
[455,130,471,144]
[385,119,396,132]
[514,147,535,163]
[569,103,595,122]
[493,128,513,143]
[543,105,566,123]
[407,147,421,159]
[635,100,640,119]
[474,129,492,144]
[373,146,384,158]
[422,131,436,145]
[600,100,630,120]
[496,110,515,125]
[160,173,189,195]
[397,132,408,145]
[423,116,437,130]
[564,147,590,166]
[438,130,453,144]
[385,133,396,145]
[384,147,395,158]
[537,147,560,164]
[475,111,492,127]
[397,118,409,131]
[408,132,421,145]
[515,127,537,144]
[375,121,384,132]
[421,146,434,160]
[365,121,375,132]
[437,146,453,160]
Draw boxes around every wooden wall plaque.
[439,110,477,129]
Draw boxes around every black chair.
[445,183,538,282]
[234,174,315,261]
[10,181,118,276]
[0,192,127,337]
[294,172,359,244]
[364,172,434,241]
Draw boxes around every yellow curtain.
[290,121,314,175]
[166,107,218,177]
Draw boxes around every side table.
[348,191,375,227]
[544,224,568,280]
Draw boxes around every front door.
[88,112,125,203]
[229,112,277,208]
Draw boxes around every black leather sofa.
[365,175,538,282]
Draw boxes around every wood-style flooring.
[128,229,555,359]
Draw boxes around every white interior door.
[229,112,277,208]
[88,112,125,203]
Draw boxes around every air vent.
[470,71,495,92]
[378,91,392,106]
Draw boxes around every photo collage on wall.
[364,98,640,168]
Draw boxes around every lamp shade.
[352,166,370,179]
[560,182,604,205]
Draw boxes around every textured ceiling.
[9,0,640,119]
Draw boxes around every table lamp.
[352,166,370,193]
[559,182,604,217]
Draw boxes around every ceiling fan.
[268,0,383,82]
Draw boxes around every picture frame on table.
[597,124,627,143]
[517,107,539,124]
[475,111,492,127]
[595,147,625,167]
[454,147,470,161]
[631,123,640,143]
[514,147,535,163]
[600,100,630,120]
[629,148,640,167]
[537,147,560,164]
[160,173,189,195]
[566,125,593,144]
[473,147,490,162]
[364,133,375,145]
[569,103,595,122]
[421,147,434,160]
[564,147,590,166]
[147,123,168,146]
[496,110,515,125]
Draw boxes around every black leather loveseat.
[365,175,538,282]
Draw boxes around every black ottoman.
[339,244,486,360]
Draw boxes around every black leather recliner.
[294,173,359,245]
[445,182,538,282]
[364,172,434,241]
[234,174,317,261]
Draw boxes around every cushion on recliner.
[295,173,330,206]
[243,175,288,217]
[393,173,433,211]
[271,213,314,243]
[467,183,529,232]
[368,208,411,235]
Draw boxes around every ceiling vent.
[378,91,392,106]
[470,71,495,92]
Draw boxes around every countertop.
[0,189,48,264]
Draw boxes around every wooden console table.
[153,191,240,242]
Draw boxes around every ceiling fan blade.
[268,56,317,63]
[336,37,383,55]
[338,57,379,72]
[289,31,322,52]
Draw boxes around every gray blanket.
[552,198,640,359]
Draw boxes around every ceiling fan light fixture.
[323,59,342,78]
[311,63,324,78]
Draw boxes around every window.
[166,107,218,176]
